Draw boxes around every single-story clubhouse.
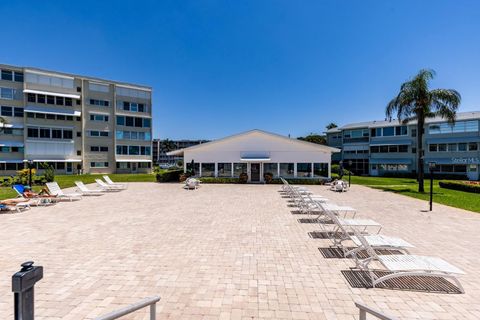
[167,129,340,182]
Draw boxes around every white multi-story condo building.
[0,64,153,175]
[326,111,480,180]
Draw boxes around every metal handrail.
[95,296,161,320]
[355,302,398,320]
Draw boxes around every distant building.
[152,139,209,165]
[0,63,153,175]
[325,111,480,180]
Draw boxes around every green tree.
[386,69,460,192]
[297,133,326,145]
[326,123,338,130]
[160,139,177,153]
[0,116,6,133]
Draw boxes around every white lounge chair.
[46,182,83,201]
[352,230,465,293]
[75,181,105,196]
[103,176,127,189]
[95,179,124,191]
[0,200,31,213]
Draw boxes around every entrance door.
[250,163,260,182]
[66,162,73,175]
[467,164,478,181]
[132,162,138,173]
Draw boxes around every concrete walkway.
[0,183,479,319]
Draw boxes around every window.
[469,143,478,151]
[65,98,72,106]
[14,72,24,82]
[14,107,23,117]
[296,163,312,177]
[218,163,232,177]
[90,114,109,122]
[116,116,125,125]
[27,128,39,138]
[47,95,55,104]
[76,131,81,137]
[116,162,130,169]
[388,145,398,153]
[126,117,134,126]
[77,150,81,156]
[27,93,36,102]
[116,115,150,128]
[37,95,45,103]
[1,70,13,81]
[448,143,457,152]
[115,130,151,141]
[143,118,151,128]
[458,143,467,151]
[382,127,394,136]
[201,163,215,177]
[89,82,109,92]
[39,128,50,138]
[0,87,14,100]
[429,144,437,152]
[90,162,109,168]
[438,144,447,152]
[135,117,142,127]
[411,129,417,137]
[1,106,13,117]
[89,99,109,107]
[395,126,408,136]
[279,163,294,178]
[233,163,247,177]
[63,130,73,139]
[55,96,64,105]
[263,163,278,177]
[370,146,379,153]
[25,73,74,88]
[56,162,65,170]
[398,145,408,152]
[116,86,150,99]
[314,163,329,177]
[380,146,388,153]
[52,129,62,139]
[429,120,479,134]
[46,114,55,120]
[88,130,109,137]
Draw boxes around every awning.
[116,159,152,163]
[0,142,24,147]
[0,160,24,164]
[369,158,412,165]
[370,139,412,146]
[0,123,24,129]
[427,137,480,144]
[240,157,271,161]
[25,106,81,117]
[23,89,80,100]
[29,159,82,163]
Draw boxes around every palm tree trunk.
[417,117,425,193]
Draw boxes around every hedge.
[198,177,240,184]
[438,180,480,193]
[156,169,183,182]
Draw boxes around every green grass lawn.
[349,176,480,213]
[0,173,156,200]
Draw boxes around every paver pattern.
[0,182,479,319]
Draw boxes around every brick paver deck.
[0,183,479,319]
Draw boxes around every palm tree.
[0,116,5,133]
[160,139,176,153]
[326,123,338,130]
[386,69,461,192]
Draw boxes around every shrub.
[239,172,248,184]
[439,180,480,193]
[156,169,183,182]
[264,172,274,183]
[198,177,240,184]
[331,164,353,176]
[40,162,55,182]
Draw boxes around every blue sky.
[2,1,479,139]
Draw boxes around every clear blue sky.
[2,0,479,140]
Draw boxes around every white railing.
[355,302,398,320]
[95,296,160,320]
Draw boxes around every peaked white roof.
[167,129,340,156]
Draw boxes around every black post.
[339,160,344,179]
[12,261,43,320]
[429,170,434,211]
[28,161,33,188]
[348,160,352,187]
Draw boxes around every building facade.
[0,64,153,175]
[326,111,480,180]
[152,139,209,165]
[168,129,339,182]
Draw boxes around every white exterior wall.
[181,131,335,181]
